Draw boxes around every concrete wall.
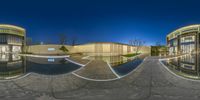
[28,43,151,56]
[72,44,95,53]
[123,45,127,54]
[138,46,151,54]
[27,45,73,55]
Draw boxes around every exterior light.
[40,42,44,45]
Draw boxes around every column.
[196,32,200,77]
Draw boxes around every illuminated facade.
[73,42,134,56]
[0,24,26,53]
[27,43,151,56]
[69,42,150,56]
[167,25,200,55]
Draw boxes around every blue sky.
[0,0,200,45]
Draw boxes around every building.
[0,24,26,53]
[167,25,200,55]
[27,42,151,56]
[151,46,167,56]
[72,42,150,56]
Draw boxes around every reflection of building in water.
[167,25,200,55]
[179,55,196,70]
[0,54,25,79]
[167,54,200,77]
[0,54,21,61]
[110,56,132,66]
[26,57,65,64]
[169,58,179,67]
[87,56,132,66]
[163,53,200,80]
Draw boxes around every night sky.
[0,0,200,45]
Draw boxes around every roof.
[0,24,25,31]
[167,24,200,39]
[74,42,131,46]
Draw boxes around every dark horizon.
[1,0,200,46]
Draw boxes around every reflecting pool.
[0,54,81,80]
[87,55,146,76]
[161,54,200,80]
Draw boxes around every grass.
[123,53,140,57]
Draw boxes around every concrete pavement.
[1,57,200,100]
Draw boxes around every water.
[0,54,146,80]
[0,54,81,80]
[112,58,144,76]
[86,56,132,64]
[87,55,145,76]
[161,54,200,80]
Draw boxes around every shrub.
[123,53,139,57]
[59,46,69,53]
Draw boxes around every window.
[48,58,55,62]
[48,48,55,51]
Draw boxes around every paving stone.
[0,57,200,100]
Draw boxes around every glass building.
[167,25,200,55]
[0,24,26,53]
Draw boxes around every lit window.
[48,48,55,51]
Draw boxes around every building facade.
[72,42,150,56]
[73,42,133,56]
[167,25,200,55]
[27,43,151,56]
[0,25,26,53]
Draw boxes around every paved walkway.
[74,60,118,80]
[1,57,200,100]
[67,56,91,65]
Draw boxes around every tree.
[59,45,69,54]
[58,33,67,45]
[129,39,145,54]
[71,36,77,46]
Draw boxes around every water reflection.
[86,56,134,66]
[0,54,146,80]
[0,54,81,80]
[162,54,200,79]
[87,55,145,76]
[0,54,25,79]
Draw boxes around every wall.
[71,44,95,55]
[137,46,151,54]
[27,45,73,55]
[28,43,151,56]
